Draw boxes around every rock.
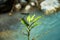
[14,3,21,11]
[0,0,14,13]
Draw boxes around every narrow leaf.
[30,22,42,29]
[27,15,31,23]
[33,16,42,23]
[31,14,35,21]
[20,18,29,26]
[30,22,38,29]
[29,16,42,28]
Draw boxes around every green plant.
[20,14,42,40]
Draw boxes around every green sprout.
[20,14,42,40]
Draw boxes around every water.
[0,11,60,40]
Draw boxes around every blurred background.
[0,0,60,40]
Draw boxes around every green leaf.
[27,15,31,23]
[33,16,42,23]
[31,14,35,21]
[20,18,24,24]
[29,16,42,29]
[30,22,42,29]
[20,18,29,26]
[30,22,38,29]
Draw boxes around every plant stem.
[28,31,30,40]
[28,26,30,40]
